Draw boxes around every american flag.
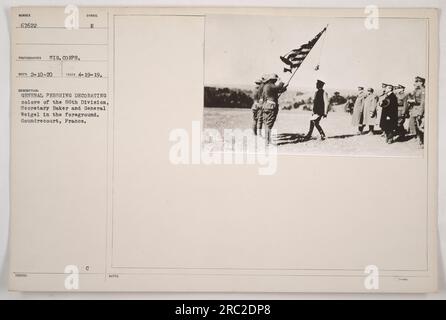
[280,26,328,73]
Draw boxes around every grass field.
[203,107,423,157]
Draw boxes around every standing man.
[406,76,426,147]
[351,86,367,134]
[395,85,409,139]
[251,77,265,136]
[395,85,408,114]
[376,83,389,133]
[396,85,407,101]
[305,80,329,141]
[261,74,287,145]
[379,84,399,144]
[363,88,378,135]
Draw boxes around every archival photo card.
[8,7,438,293]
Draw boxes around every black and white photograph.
[203,15,428,156]
[2,4,442,298]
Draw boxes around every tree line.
[204,86,357,112]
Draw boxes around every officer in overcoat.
[379,84,399,144]
[376,83,390,132]
[363,88,379,135]
[351,86,367,134]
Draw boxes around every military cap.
[264,73,279,82]
[415,76,426,85]
[317,79,325,86]
[358,86,364,90]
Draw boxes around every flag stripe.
[280,26,327,73]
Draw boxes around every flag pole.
[278,24,329,98]
[278,69,299,99]
[285,65,300,87]
[277,67,300,98]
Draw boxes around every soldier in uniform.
[405,76,426,147]
[379,84,399,144]
[363,88,379,135]
[395,85,409,140]
[351,86,367,134]
[251,77,265,136]
[376,83,389,134]
[395,85,408,111]
[261,74,287,145]
[305,80,329,141]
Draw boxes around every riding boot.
[315,123,326,140]
[305,121,315,140]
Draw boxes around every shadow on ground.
[275,130,418,146]
[275,132,361,146]
[327,134,358,140]
[274,133,307,145]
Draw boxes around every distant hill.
[204,86,254,109]
[204,85,358,112]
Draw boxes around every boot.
[265,127,271,145]
[315,123,326,140]
[305,121,314,140]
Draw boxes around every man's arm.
[420,90,425,116]
[276,82,287,94]
[323,91,329,115]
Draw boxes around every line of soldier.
[252,74,288,145]
[251,74,425,147]
[350,76,425,146]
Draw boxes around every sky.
[204,15,428,92]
